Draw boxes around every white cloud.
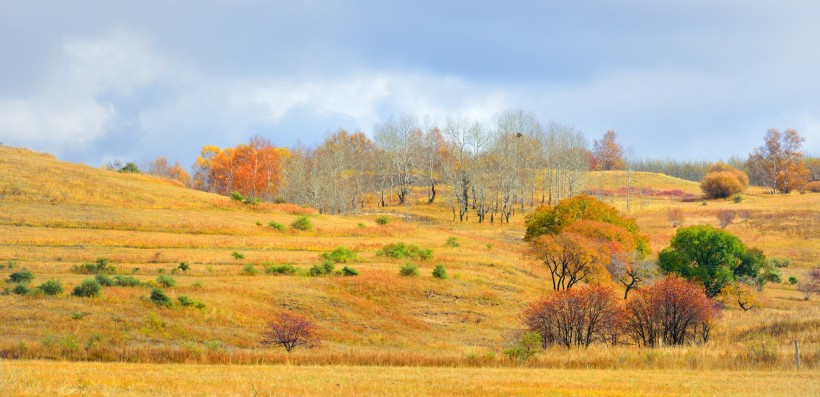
[0,30,165,149]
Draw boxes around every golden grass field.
[1,146,818,395]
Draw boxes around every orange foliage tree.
[591,130,626,171]
[147,156,191,186]
[522,284,625,348]
[193,136,285,201]
[700,161,748,199]
[528,232,608,290]
[625,277,718,347]
[748,128,810,193]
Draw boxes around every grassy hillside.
[0,145,818,394]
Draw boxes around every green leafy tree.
[658,225,766,297]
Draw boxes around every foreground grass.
[1,361,816,397]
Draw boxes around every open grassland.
[0,146,819,394]
[1,361,817,397]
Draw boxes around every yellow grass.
[0,361,817,397]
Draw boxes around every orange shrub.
[701,162,748,199]
[805,180,820,193]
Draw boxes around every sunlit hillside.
[0,146,818,395]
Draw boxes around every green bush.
[157,275,176,287]
[8,269,34,284]
[268,221,286,231]
[341,266,359,276]
[770,258,791,268]
[12,284,30,295]
[178,262,190,272]
[504,332,541,361]
[37,279,64,296]
[72,258,115,274]
[242,263,258,276]
[149,288,173,307]
[291,216,312,231]
[432,264,448,279]
[230,191,245,202]
[308,262,335,277]
[733,194,743,203]
[788,276,798,285]
[95,274,115,287]
[231,251,245,260]
[375,215,390,225]
[399,263,419,277]
[762,264,782,284]
[177,295,206,309]
[445,237,460,248]
[73,279,102,297]
[114,275,142,287]
[376,242,433,261]
[320,246,360,263]
[263,263,299,275]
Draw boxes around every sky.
[1,0,819,167]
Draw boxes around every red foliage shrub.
[261,311,319,352]
[522,284,625,348]
[625,277,718,347]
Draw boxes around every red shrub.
[261,311,319,352]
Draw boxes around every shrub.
[504,331,541,361]
[376,242,433,260]
[177,295,205,309]
[667,208,685,228]
[432,264,448,279]
[625,277,717,347]
[445,237,460,248]
[770,258,791,268]
[12,284,30,295]
[716,210,736,228]
[178,262,190,272]
[230,191,245,202]
[261,311,320,352]
[8,269,34,284]
[73,279,102,297]
[733,194,743,203]
[118,162,140,173]
[242,263,258,276]
[114,275,142,287]
[320,246,360,263]
[231,251,245,261]
[268,221,285,231]
[308,262,335,277]
[375,215,390,225]
[761,264,782,284]
[157,275,176,287]
[341,266,359,276]
[95,274,115,287]
[72,258,115,274]
[263,263,299,275]
[523,285,624,348]
[37,279,64,296]
[399,263,419,277]
[291,216,313,231]
[700,162,749,199]
[805,180,820,193]
[149,288,173,307]
[788,276,798,285]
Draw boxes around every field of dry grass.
[1,146,818,395]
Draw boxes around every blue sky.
[1,1,818,166]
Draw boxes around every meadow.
[0,146,818,395]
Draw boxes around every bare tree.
[261,311,319,352]
[606,253,658,299]
[375,115,421,205]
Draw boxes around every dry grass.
[0,147,819,394]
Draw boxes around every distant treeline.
[629,155,748,183]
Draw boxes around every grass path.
[1,361,817,396]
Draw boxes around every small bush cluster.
[37,279,64,296]
[308,262,335,277]
[320,246,360,263]
[150,288,173,307]
[375,215,390,225]
[113,275,142,287]
[376,242,433,260]
[8,268,34,284]
[72,258,116,274]
[230,191,261,205]
[804,180,820,193]
[445,237,460,248]
[73,279,102,297]
[177,295,206,309]
[157,275,176,287]
[291,216,312,231]
[341,266,359,276]
[268,221,286,231]
[432,264,448,279]
[263,263,299,275]
[399,263,419,277]
[242,263,258,276]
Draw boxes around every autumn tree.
[147,156,191,186]
[625,277,717,347]
[606,252,658,299]
[261,311,319,352]
[719,277,762,311]
[523,284,625,348]
[528,232,607,291]
[700,161,749,199]
[748,128,810,193]
[194,137,284,201]
[658,225,767,297]
[375,115,421,205]
[524,194,650,257]
[592,130,626,171]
